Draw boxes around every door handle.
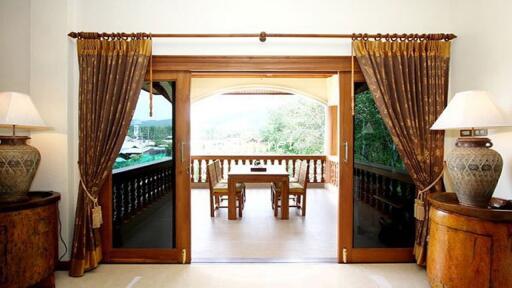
[180,142,186,164]
[344,141,349,163]
[180,142,189,175]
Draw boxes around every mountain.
[132,119,172,127]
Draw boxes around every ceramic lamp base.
[0,136,41,203]
[447,137,503,208]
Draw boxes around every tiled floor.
[55,186,430,287]
[56,263,429,288]
[192,186,338,260]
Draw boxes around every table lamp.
[0,92,46,203]
[431,90,509,207]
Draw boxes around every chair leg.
[270,186,275,208]
[210,194,214,217]
[274,193,279,217]
[238,197,243,217]
[301,193,306,216]
[215,195,220,208]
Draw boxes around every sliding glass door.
[339,72,415,262]
[101,72,191,263]
[112,80,176,249]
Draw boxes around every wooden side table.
[427,192,512,288]
[0,192,60,288]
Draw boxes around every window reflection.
[112,81,176,249]
[352,83,415,248]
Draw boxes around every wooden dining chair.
[214,160,226,183]
[207,162,245,217]
[271,159,303,204]
[213,160,226,205]
[213,160,246,205]
[290,159,303,183]
[271,159,309,216]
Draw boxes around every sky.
[132,90,172,121]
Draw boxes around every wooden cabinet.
[0,192,60,288]
[427,193,512,288]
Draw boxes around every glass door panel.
[112,81,176,249]
[352,83,416,249]
[101,71,191,263]
[339,71,415,263]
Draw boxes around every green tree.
[260,98,325,154]
[354,90,404,169]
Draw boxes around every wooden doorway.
[100,72,191,263]
[338,72,415,263]
[100,55,414,264]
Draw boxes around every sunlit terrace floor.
[192,186,338,261]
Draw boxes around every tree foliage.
[354,90,404,169]
[260,98,325,154]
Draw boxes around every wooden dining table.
[227,165,290,220]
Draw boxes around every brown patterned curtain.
[70,37,152,277]
[353,40,450,265]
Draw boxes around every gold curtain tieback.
[414,161,447,221]
[78,167,103,228]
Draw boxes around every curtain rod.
[67,31,457,42]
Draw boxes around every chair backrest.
[207,162,218,193]
[214,160,223,182]
[298,159,309,189]
[294,160,302,179]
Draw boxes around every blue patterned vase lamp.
[0,92,46,203]
[431,90,509,207]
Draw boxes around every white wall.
[75,0,454,56]
[0,0,31,136]
[449,0,512,199]
[0,0,30,93]
[7,0,510,260]
[28,0,78,261]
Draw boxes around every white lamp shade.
[431,90,509,130]
[0,91,46,129]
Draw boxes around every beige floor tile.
[192,187,337,260]
[56,263,429,288]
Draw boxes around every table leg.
[228,177,237,220]
[281,177,289,219]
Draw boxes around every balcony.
[112,157,173,248]
[110,154,414,250]
[353,160,415,247]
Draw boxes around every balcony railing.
[190,155,327,184]
[112,158,173,247]
[110,156,413,231]
[325,156,339,187]
[354,160,415,218]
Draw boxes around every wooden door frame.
[100,71,191,263]
[101,55,413,264]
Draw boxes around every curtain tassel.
[414,161,447,221]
